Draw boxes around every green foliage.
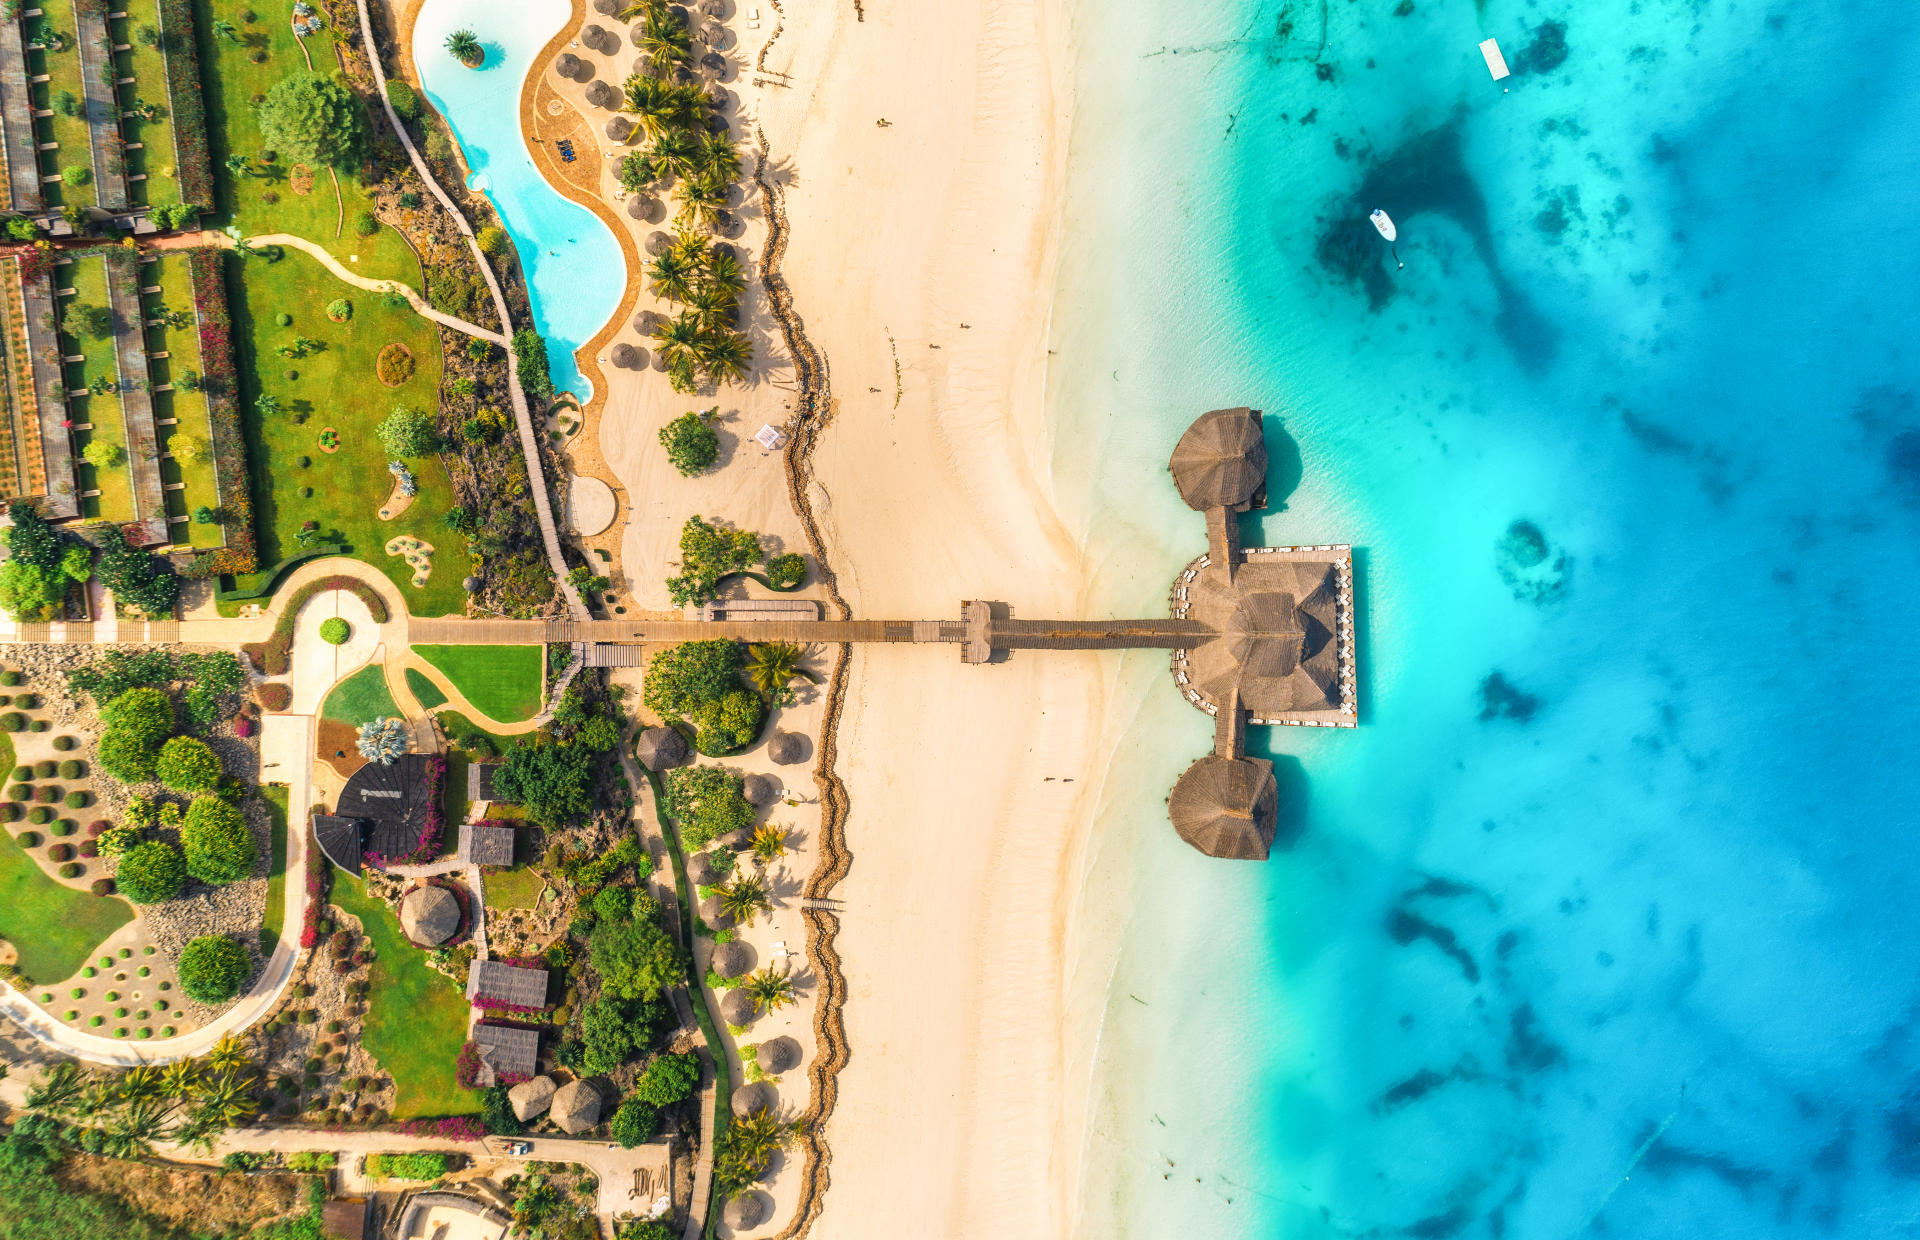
[642,639,743,718]
[67,302,111,338]
[589,891,685,1004]
[490,739,595,827]
[318,617,350,645]
[0,505,88,621]
[256,73,368,168]
[665,516,762,609]
[579,992,663,1076]
[285,1151,337,1171]
[155,735,221,793]
[658,409,719,476]
[182,795,256,884]
[178,934,249,1003]
[511,328,552,401]
[377,405,439,457]
[690,688,763,755]
[115,840,184,904]
[0,562,66,623]
[713,1109,800,1196]
[610,1097,659,1148]
[385,79,421,121]
[96,687,173,783]
[479,1083,522,1136]
[365,1151,450,1180]
[765,552,807,590]
[59,164,90,188]
[616,1222,677,1240]
[444,28,483,66]
[663,765,754,849]
[477,225,507,255]
[97,825,140,857]
[634,1050,700,1108]
[94,526,178,617]
[0,1130,184,1240]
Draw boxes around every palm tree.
[743,967,798,1014]
[649,130,701,185]
[703,248,746,298]
[695,329,753,387]
[616,0,665,21]
[24,1062,87,1113]
[696,131,741,183]
[686,284,738,332]
[211,18,239,41]
[676,176,728,232]
[749,823,788,865]
[652,310,705,369]
[716,874,772,926]
[445,28,485,68]
[647,252,697,304]
[638,17,691,77]
[159,1059,200,1100]
[747,642,803,693]
[116,1065,167,1104]
[205,1032,251,1074]
[669,82,713,130]
[623,74,679,142]
[111,1098,174,1154]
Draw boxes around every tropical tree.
[111,1098,174,1153]
[704,248,746,297]
[713,1109,801,1194]
[748,823,788,864]
[116,1065,166,1104]
[742,967,797,1014]
[622,73,680,141]
[649,130,701,184]
[646,252,697,304]
[445,28,484,68]
[715,874,772,926]
[746,642,804,694]
[651,311,705,374]
[695,329,753,387]
[685,284,737,334]
[206,1033,250,1073]
[695,131,741,183]
[637,14,691,75]
[159,1059,200,1099]
[24,1062,86,1113]
[256,73,368,169]
[676,177,727,231]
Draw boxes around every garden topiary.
[58,760,83,779]
[0,803,18,823]
[326,298,352,322]
[35,786,57,803]
[299,486,314,498]
[64,790,89,809]
[52,735,76,751]
[27,807,51,825]
[28,721,46,733]
[375,343,416,388]
[7,783,25,800]
[178,934,250,1003]
[0,714,24,732]
[90,878,113,895]
[276,313,292,326]
[116,840,185,903]
[15,831,37,848]
[156,736,222,793]
[182,795,256,884]
[33,760,54,779]
[319,617,350,645]
[8,767,25,781]
[52,819,74,836]
[257,683,293,712]
[0,671,19,686]
[58,862,80,878]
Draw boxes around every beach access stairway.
[71,0,124,210]
[103,251,166,542]
[0,15,42,212]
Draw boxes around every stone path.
[0,16,42,212]
[102,251,170,544]
[71,1,124,210]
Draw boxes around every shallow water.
[1053,1,1920,1237]
[412,0,623,400]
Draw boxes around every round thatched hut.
[709,241,737,262]
[699,893,735,931]
[635,725,689,770]
[714,210,745,239]
[724,1192,769,1231]
[645,230,674,256]
[1166,755,1278,861]
[720,988,756,1026]
[686,850,719,886]
[722,181,746,208]
[508,1075,556,1121]
[754,1036,801,1074]
[581,24,610,51]
[611,343,641,369]
[551,1079,603,1134]
[398,884,460,946]
[625,193,652,219]
[553,52,583,80]
[593,0,619,13]
[766,731,807,766]
[742,773,779,807]
[731,1081,774,1118]
[605,115,633,142]
[1168,406,1267,512]
[698,50,726,77]
[585,79,616,108]
[711,938,754,979]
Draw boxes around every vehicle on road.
[504,1140,533,1156]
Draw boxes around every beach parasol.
[767,730,807,765]
[698,50,726,77]
[636,724,689,767]
[712,938,755,979]
[554,52,583,79]
[731,1081,775,1118]
[698,0,729,16]
[755,1035,802,1073]
[720,988,756,1026]
[742,773,780,807]
[724,1193,770,1230]
[585,79,616,108]
[605,115,633,142]
[635,309,671,335]
[700,893,736,930]
[610,342,641,369]
[646,230,675,256]
[593,0,619,12]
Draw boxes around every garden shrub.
[58,861,80,878]
[663,765,753,849]
[64,790,88,809]
[90,878,114,895]
[58,759,82,779]
[319,617,350,645]
[33,760,54,778]
[50,818,73,836]
[377,404,434,455]
[766,552,807,590]
[610,1098,659,1148]
[47,844,70,862]
[477,224,507,255]
[365,1152,449,1181]
[15,831,36,848]
[35,786,57,803]
[326,298,352,321]
[385,79,421,120]
[355,211,380,237]
[0,713,23,732]
[27,807,50,825]
[258,683,292,711]
[96,686,173,782]
[256,73,367,168]
[178,934,249,1003]
[634,1050,701,1107]
[116,840,185,904]
[658,410,719,476]
[183,795,255,884]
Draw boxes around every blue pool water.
[1055,1,1920,1237]
[412,0,623,400]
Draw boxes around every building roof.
[467,761,500,802]
[399,885,461,946]
[459,822,516,868]
[312,815,363,875]
[1169,407,1267,512]
[467,960,550,1009]
[742,773,780,807]
[1167,755,1278,861]
[320,1199,368,1240]
[731,1080,774,1117]
[711,939,754,979]
[1182,558,1342,718]
[551,1079,603,1134]
[724,1192,770,1230]
[338,754,438,862]
[508,1074,556,1120]
[635,726,689,771]
[472,1023,541,1087]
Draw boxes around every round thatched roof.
[722,181,745,208]
[635,309,670,335]
[508,1075,556,1121]
[699,893,735,930]
[709,241,737,262]
[551,1079,603,1134]
[635,725,689,770]
[585,79,616,108]
[720,988,756,1026]
[686,850,718,886]
[724,1192,769,1231]
[574,57,598,83]
[766,731,807,766]
[711,938,754,979]
[731,1080,774,1117]
[1169,407,1267,512]
[629,24,647,48]
[671,61,696,85]
[742,774,780,807]
[755,1035,801,1073]
[668,4,692,24]
[1167,756,1278,861]
[698,0,729,16]
[611,343,641,369]
[592,0,618,13]
[646,230,674,256]
[399,884,460,946]
[554,52,583,79]
[650,349,669,372]
[698,50,726,76]
[581,23,610,50]
[625,193,652,219]
[716,210,745,239]
[605,115,633,141]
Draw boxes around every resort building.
[313,754,442,875]
[457,821,516,868]
[469,1023,541,1089]
[467,959,549,1011]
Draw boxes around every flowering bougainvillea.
[156,0,213,206]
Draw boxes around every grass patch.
[412,646,543,723]
[59,255,134,523]
[0,729,133,982]
[329,873,481,1119]
[319,663,398,728]
[483,867,544,912]
[259,784,288,954]
[227,249,461,614]
[145,254,222,548]
[435,710,520,760]
[112,0,182,209]
[405,668,448,711]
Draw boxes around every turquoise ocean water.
[1054,1,1920,1237]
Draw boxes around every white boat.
[1369,209,1397,242]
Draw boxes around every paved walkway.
[0,15,42,212]
[103,250,170,545]
[72,1,125,210]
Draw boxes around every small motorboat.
[1369,208,1404,269]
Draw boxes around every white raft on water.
[1369,208,1397,242]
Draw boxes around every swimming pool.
[412,0,623,401]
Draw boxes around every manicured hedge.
[183,249,258,578]
[156,0,213,205]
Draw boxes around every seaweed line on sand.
[756,125,852,1240]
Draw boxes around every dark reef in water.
[1495,519,1571,604]
[1313,124,1560,370]
[1387,908,1481,983]
[1504,1004,1565,1074]
[1641,1134,1772,1192]
[1376,1056,1485,1112]
[1514,19,1570,75]
[1478,672,1542,723]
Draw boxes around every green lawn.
[59,256,134,523]
[320,664,399,728]
[0,733,133,983]
[439,751,467,859]
[111,0,182,209]
[193,0,416,283]
[405,668,448,711]
[329,874,481,1120]
[412,646,543,723]
[228,248,463,614]
[260,784,288,954]
[483,867,544,912]
[27,1,99,213]
[145,255,222,548]
[436,710,521,761]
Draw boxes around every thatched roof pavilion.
[554,53,584,80]
[699,893,735,930]
[651,350,669,372]
[398,885,460,946]
[585,79,616,108]
[645,230,674,256]
[720,988,755,1026]
[724,1192,770,1230]
[754,1036,801,1073]
[551,1079,602,1134]
[472,1024,540,1087]
[508,1075,555,1121]
[636,725,689,769]
[711,938,754,979]
[743,774,779,807]
[731,1080,774,1117]
[625,194,652,219]
[686,850,718,886]
[767,731,807,765]
[1169,406,1267,512]
[611,343,641,369]
[1167,755,1278,861]
[1180,557,1342,719]
[605,115,633,142]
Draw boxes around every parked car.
[504,1140,533,1156]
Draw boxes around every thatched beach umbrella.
[701,22,734,52]
[712,938,754,979]
[610,342,641,369]
[687,850,718,886]
[650,349,669,372]
[724,1192,770,1230]
[1166,755,1279,861]
[635,724,688,769]
[554,52,584,79]
[550,1079,603,1134]
[646,230,675,256]
[698,0,729,17]
[668,4,693,25]
[670,61,696,86]
[593,0,619,13]
[731,1080,774,1118]
[721,181,745,208]
[398,884,460,946]
[629,24,648,48]
[581,23,610,51]
[709,241,737,263]
[755,1035,801,1074]
[715,209,745,239]
[605,115,633,142]
[585,79,616,108]
[767,731,807,766]
[1168,406,1267,512]
[742,773,779,807]
[699,893,735,930]
[698,50,726,78]
[508,1075,556,1121]
[627,194,663,223]
[720,988,755,1026]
